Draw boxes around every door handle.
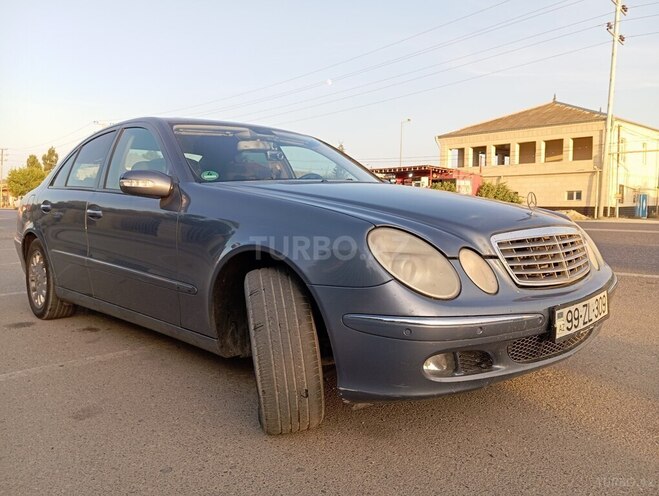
[40,201,52,213]
[86,208,103,220]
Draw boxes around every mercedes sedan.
[15,117,616,434]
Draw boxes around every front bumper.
[310,270,618,403]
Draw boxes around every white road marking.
[0,262,20,266]
[583,228,659,234]
[616,272,659,279]
[0,347,152,383]
[0,291,25,297]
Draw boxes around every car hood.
[221,181,574,256]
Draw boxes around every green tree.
[42,147,59,172]
[476,181,522,204]
[6,166,46,198]
[431,181,457,192]
[26,154,42,169]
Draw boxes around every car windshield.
[172,124,379,183]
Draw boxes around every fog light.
[423,353,456,378]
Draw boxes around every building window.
[566,190,582,201]
[494,144,510,165]
[518,141,536,164]
[471,146,486,167]
[450,148,465,167]
[572,137,593,160]
[544,139,564,162]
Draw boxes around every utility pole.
[0,148,7,208]
[597,0,627,219]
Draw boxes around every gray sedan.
[15,118,616,434]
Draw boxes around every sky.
[1,0,658,177]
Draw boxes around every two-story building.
[435,100,659,217]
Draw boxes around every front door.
[86,126,181,325]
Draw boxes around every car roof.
[111,117,307,138]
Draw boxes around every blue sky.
[1,0,657,175]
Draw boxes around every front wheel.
[25,239,75,319]
[244,267,324,435]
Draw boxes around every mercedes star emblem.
[527,192,537,215]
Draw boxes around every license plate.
[553,290,608,342]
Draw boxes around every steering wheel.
[298,173,324,180]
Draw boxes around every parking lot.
[1,209,657,495]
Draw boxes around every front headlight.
[578,227,604,270]
[459,249,498,294]
[367,227,460,299]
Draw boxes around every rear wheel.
[244,267,324,435]
[25,239,75,319]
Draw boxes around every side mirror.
[119,170,173,198]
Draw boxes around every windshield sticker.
[201,170,219,181]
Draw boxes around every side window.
[66,132,116,189]
[105,128,167,190]
[280,146,358,181]
[50,153,77,188]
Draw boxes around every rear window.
[66,132,116,189]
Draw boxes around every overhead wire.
[178,0,658,119]
[235,23,611,123]
[9,1,515,153]
[10,123,96,152]
[187,0,586,118]
[11,4,658,155]
[155,0,515,116]
[273,40,612,127]
[228,12,614,121]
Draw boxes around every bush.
[476,181,522,204]
[430,181,457,192]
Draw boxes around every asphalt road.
[1,210,657,496]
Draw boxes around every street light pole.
[399,118,411,168]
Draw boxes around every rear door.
[38,131,116,295]
[86,126,181,325]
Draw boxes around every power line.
[188,0,586,118]
[273,40,611,127]
[10,123,95,152]
[155,0,514,116]
[626,30,659,37]
[11,7,659,155]
[229,13,613,122]
[236,23,608,123]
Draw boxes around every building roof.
[437,101,607,139]
[370,165,479,176]
[370,165,444,173]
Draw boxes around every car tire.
[25,239,75,320]
[244,267,324,435]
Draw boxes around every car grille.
[507,328,593,363]
[492,227,590,287]
[456,351,493,374]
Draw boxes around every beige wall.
[437,122,604,208]
[604,120,659,212]
[436,120,659,214]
